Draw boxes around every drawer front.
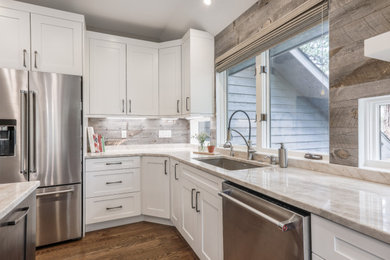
[86,168,140,198]
[182,164,223,194]
[86,193,141,224]
[311,215,390,260]
[86,157,140,171]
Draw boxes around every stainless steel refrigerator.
[0,68,82,247]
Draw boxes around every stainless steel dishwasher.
[219,182,310,260]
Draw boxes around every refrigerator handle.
[20,91,28,177]
[29,91,37,173]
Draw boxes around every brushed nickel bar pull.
[129,100,131,113]
[177,100,180,113]
[164,160,168,175]
[105,162,122,165]
[174,163,179,180]
[37,188,74,197]
[186,97,190,111]
[23,49,27,68]
[191,188,196,209]
[106,181,122,185]
[106,206,122,211]
[218,190,299,232]
[195,191,200,213]
[122,99,125,113]
[34,51,38,69]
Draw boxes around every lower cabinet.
[311,214,390,260]
[0,192,36,260]
[141,157,170,219]
[85,157,141,225]
[86,193,141,224]
[176,164,223,260]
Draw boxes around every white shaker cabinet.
[159,45,182,116]
[88,38,126,115]
[180,176,199,249]
[182,29,214,116]
[170,159,182,228]
[311,214,390,260]
[141,157,170,219]
[178,164,223,260]
[31,14,82,75]
[127,45,159,116]
[0,7,30,70]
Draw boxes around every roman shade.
[215,0,329,72]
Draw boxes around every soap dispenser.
[278,143,288,168]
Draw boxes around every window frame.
[359,95,390,169]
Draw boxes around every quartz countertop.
[0,181,40,219]
[86,149,390,244]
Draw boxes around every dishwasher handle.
[219,190,299,232]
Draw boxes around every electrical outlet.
[159,130,172,138]
[121,130,127,139]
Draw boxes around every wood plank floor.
[36,222,198,260]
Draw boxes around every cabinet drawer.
[311,215,390,260]
[86,168,140,198]
[86,157,140,171]
[86,193,141,224]
[182,164,223,194]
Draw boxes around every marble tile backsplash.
[88,118,190,145]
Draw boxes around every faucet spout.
[225,110,255,160]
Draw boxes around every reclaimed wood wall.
[88,118,190,146]
[329,0,390,166]
[215,0,390,167]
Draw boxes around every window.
[190,118,211,145]
[217,21,330,156]
[359,95,390,169]
[226,58,256,146]
[260,22,329,154]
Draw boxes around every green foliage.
[299,34,329,76]
[193,132,209,144]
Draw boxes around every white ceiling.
[17,0,257,42]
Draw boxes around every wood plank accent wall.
[215,0,390,167]
[328,0,390,166]
[88,118,190,146]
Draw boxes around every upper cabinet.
[159,44,182,116]
[0,2,84,75]
[0,7,30,70]
[364,31,390,62]
[88,38,126,115]
[182,29,215,116]
[31,14,82,75]
[127,45,159,116]
[85,29,214,117]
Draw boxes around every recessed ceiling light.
[203,0,212,6]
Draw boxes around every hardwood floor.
[36,222,198,260]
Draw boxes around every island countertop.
[0,181,40,220]
[86,148,390,244]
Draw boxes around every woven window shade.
[215,0,328,72]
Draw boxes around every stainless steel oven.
[219,182,310,260]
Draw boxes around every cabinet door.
[181,38,191,115]
[127,45,158,115]
[197,187,223,260]
[141,157,170,218]
[180,176,198,249]
[159,46,182,116]
[170,160,181,228]
[0,7,30,70]
[31,14,82,75]
[88,39,126,115]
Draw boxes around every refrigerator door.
[28,72,82,186]
[0,68,28,183]
[36,184,82,246]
